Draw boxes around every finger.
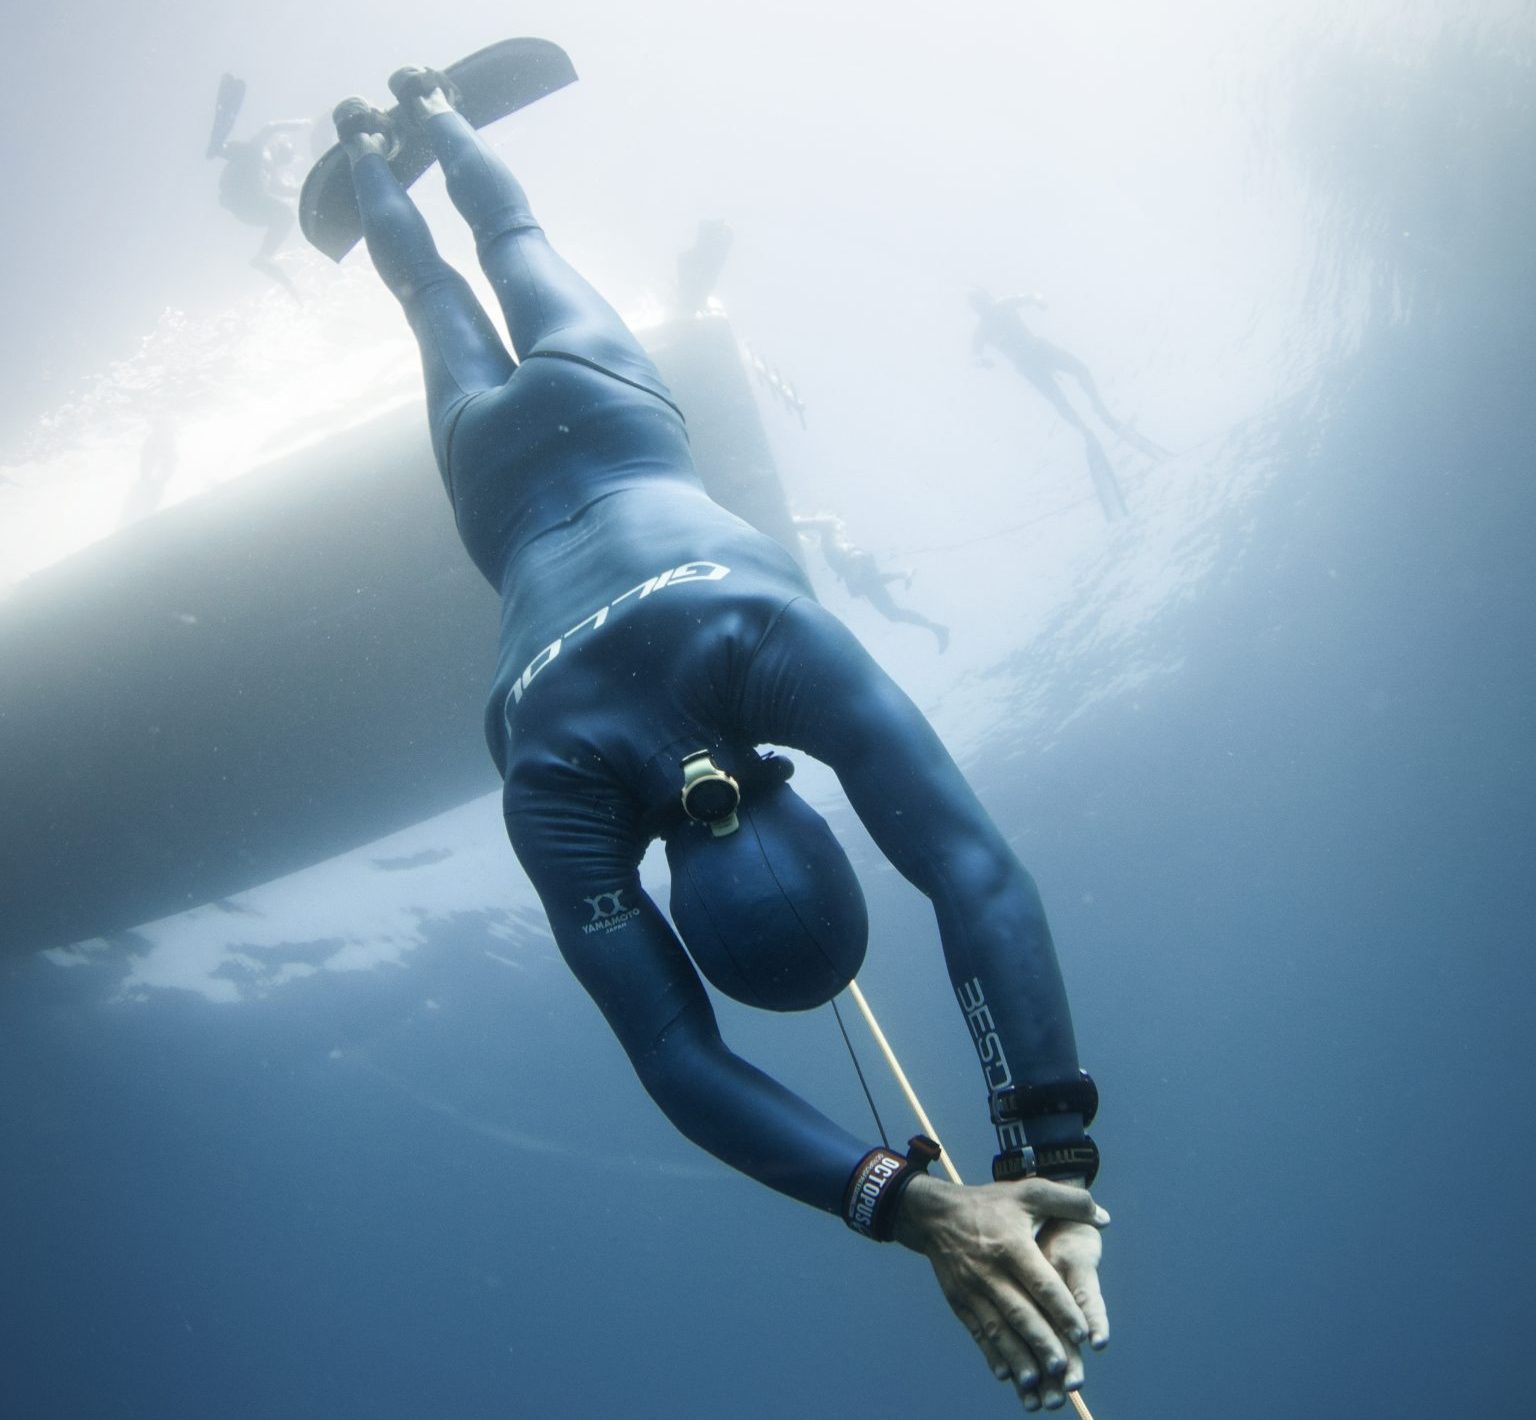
[1017,1179,1112,1228]
[1057,1256,1111,1350]
[1031,1338,1077,1410]
[990,1279,1075,1381]
[966,1293,1043,1394]
[1009,1251,1093,1348]
[1060,1338,1085,1392]
[1031,1344,1082,1411]
[950,1299,1015,1385]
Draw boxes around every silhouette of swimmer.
[325,67,1107,1410]
[794,514,948,652]
[207,74,310,298]
[675,218,734,318]
[119,414,178,527]
[969,287,1166,521]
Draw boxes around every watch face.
[685,776,739,823]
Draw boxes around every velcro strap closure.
[991,1070,1099,1129]
[843,1135,941,1241]
[992,1134,1100,1188]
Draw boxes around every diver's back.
[483,478,814,778]
[448,357,700,586]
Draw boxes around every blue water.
[4,9,1534,1419]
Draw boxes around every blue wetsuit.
[349,112,1086,1217]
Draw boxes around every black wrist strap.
[844,1135,942,1241]
[993,1134,1100,1188]
[991,1070,1099,1130]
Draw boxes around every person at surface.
[969,286,1166,521]
[328,67,1110,1411]
[211,100,312,297]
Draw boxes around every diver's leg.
[254,202,293,256]
[860,581,950,652]
[1024,369,1091,437]
[249,205,299,299]
[1042,347,1119,430]
[741,598,1078,1109]
[1051,348,1168,458]
[433,112,650,370]
[1024,374,1127,520]
[396,81,658,376]
[344,134,514,468]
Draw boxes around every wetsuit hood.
[666,779,868,1012]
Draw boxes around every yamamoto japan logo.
[581,890,641,935]
[511,560,732,706]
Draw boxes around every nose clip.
[680,750,741,837]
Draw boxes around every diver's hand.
[893,1174,1110,1411]
[1039,1214,1109,1352]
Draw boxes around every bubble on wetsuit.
[667,782,868,1012]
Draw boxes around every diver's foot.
[388,66,462,122]
[333,98,399,160]
[932,625,950,654]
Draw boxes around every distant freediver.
[325,67,1109,1412]
[794,513,949,653]
[675,218,734,318]
[744,340,808,428]
[119,414,178,527]
[206,73,311,298]
[969,287,1166,522]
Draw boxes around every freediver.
[969,287,1166,521]
[675,217,734,318]
[207,75,311,298]
[327,69,1109,1411]
[794,513,949,653]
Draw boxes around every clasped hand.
[893,1174,1110,1411]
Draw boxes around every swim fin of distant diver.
[1083,436,1129,521]
[206,72,246,159]
[300,37,578,262]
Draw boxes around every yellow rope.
[845,979,1098,1420]
[846,981,963,1184]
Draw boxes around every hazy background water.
[3,3,1534,1417]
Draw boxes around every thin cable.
[845,981,962,1186]
[847,978,1098,1420]
[830,996,890,1148]
[889,493,1102,558]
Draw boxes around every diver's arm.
[830,707,1111,1405]
[749,607,1093,1148]
[505,804,871,1212]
